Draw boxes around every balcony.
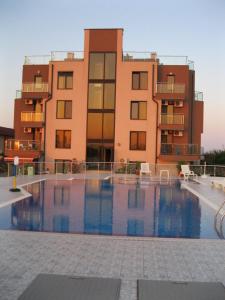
[159,143,201,162]
[22,83,48,93]
[4,139,42,160]
[156,83,185,100]
[21,112,44,122]
[160,114,184,130]
[195,91,203,101]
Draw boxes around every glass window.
[89,53,104,79]
[105,53,116,79]
[57,100,72,119]
[55,130,71,148]
[34,75,42,89]
[88,84,103,109]
[103,113,114,139]
[131,101,147,120]
[132,72,148,90]
[130,131,146,150]
[87,113,103,139]
[104,83,115,109]
[58,72,73,89]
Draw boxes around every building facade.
[0,127,14,157]
[5,28,204,168]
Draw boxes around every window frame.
[55,130,71,149]
[130,101,147,120]
[129,131,146,151]
[57,72,73,90]
[56,100,72,119]
[132,72,148,90]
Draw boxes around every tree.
[202,150,225,165]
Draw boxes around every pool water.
[0,179,221,239]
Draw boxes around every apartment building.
[5,28,204,168]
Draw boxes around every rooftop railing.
[51,51,84,61]
[22,83,48,93]
[195,91,203,101]
[21,112,44,122]
[5,139,41,151]
[156,83,185,93]
[160,114,184,125]
[160,144,200,156]
[16,90,22,98]
[24,55,51,65]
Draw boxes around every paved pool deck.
[0,174,225,299]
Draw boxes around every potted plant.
[135,161,141,175]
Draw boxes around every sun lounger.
[138,280,225,300]
[140,163,151,177]
[18,274,121,300]
[180,165,197,180]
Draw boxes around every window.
[34,75,42,89]
[87,113,114,140]
[55,130,71,148]
[132,72,148,90]
[130,131,146,150]
[130,101,147,120]
[88,83,115,109]
[58,72,73,89]
[89,53,116,80]
[56,100,72,119]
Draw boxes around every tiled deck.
[0,174,225,299]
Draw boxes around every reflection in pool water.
[0,179,219,239]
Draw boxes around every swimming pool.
[0,179,221,239]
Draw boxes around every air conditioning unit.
[161,130,168,135]
[24,127,32,133]
[162,100,168,106]
[174,130,183,137]
[25,99,33,105]
[174,101,183,107]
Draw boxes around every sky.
[0,0,225,151]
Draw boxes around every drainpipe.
[43,63,54,161]
[152,64,159,171]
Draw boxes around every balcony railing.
[161,144,200,156]
[24,55,51,65]
[157,83,185,94]
[21,112,44,122]
[195,91,203,101]
[5,140,41,151]
[22,83,48,93]
[16,90,22,98]
[160,114,184,125]
[51,51,84,61]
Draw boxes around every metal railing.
[161,114,184,125]
[22,83,48,93]
[190,165,225,177]
[195,91,203,101]
[16,90,22,98]
[156,83,185,93]
[5,139,41,151]
[21,112,44,122]
[51,51,84,61]
[161,144,200,155]
[24,55,51,65]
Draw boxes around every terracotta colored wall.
[88,29,118,52]
[22,65,49,82]
[115,30,158,163]
[45,47,89,162]
[192,100,204,145]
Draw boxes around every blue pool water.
[0,179,220,239]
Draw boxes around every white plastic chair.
[181,165,197,180]
[140,163,151,177]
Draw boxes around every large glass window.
[130,131,146,150]
[87,113,103,139]
[87,113,114,140]
[88,84,103,109]
[55,130,71,148]
[58,72,73,89]
[104,83,115,109]
[132,72,148,90]
[89,53,104,79]
[131,101,147,120]
[56,100,72,119]
[105,53,116,79]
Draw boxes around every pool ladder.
[214,200,225,239]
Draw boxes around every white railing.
[22,83,48,93]
[51,51,84,61]
[157,83,185,93]
[161,114,184,125]
[24,55,51,65]
[195,91,203,101]
[21,112,44,122]
[5,139,41,151]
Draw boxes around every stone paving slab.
[0,230,225,300]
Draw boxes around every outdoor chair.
[180,165,197,180]
[140,163,152,177]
